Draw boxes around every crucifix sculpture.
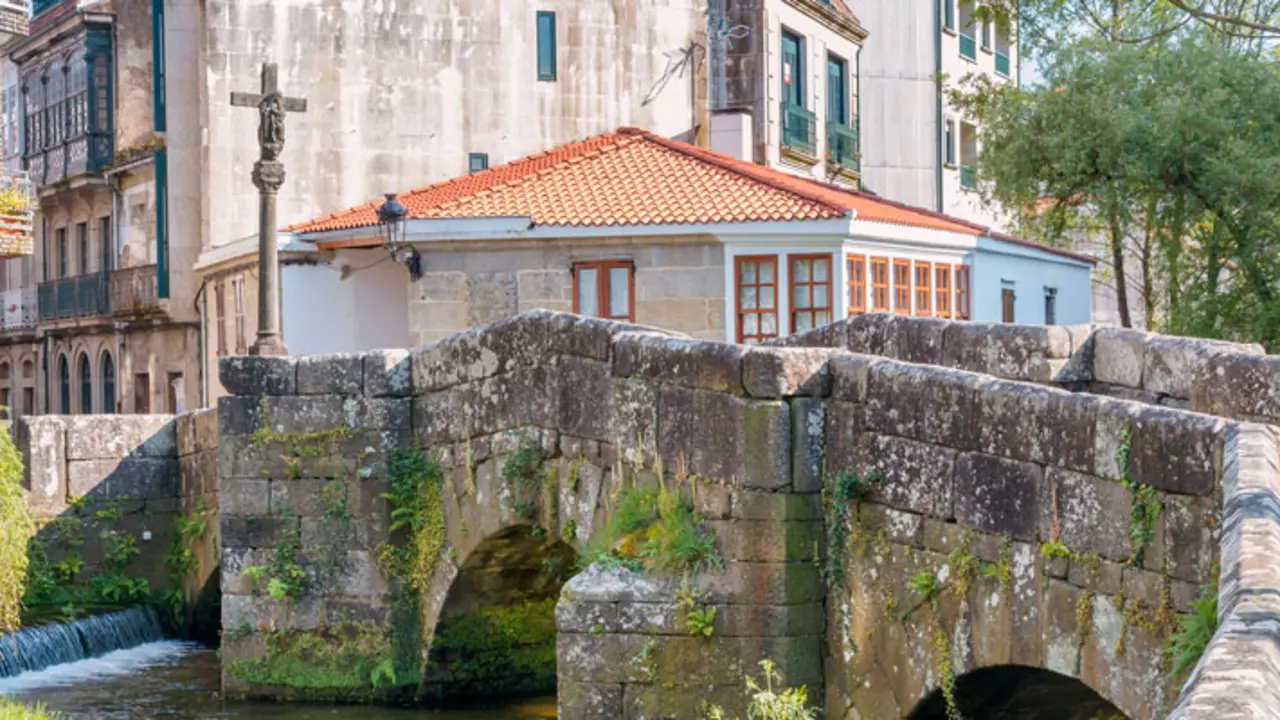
[230,63,307,356]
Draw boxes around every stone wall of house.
[17,410,220,636]
[408,239,725,347]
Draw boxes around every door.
[782,31,803,107]
[827,56,847,125]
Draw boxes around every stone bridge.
[163,311,1280,717]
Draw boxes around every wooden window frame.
[914,261,933,316]
[735,254,779,344]
[934,263,952,318]
[847,255,866,315]
[571,260,635,322]
[789,253,834,334]
[892,259,912,315]
[955,265,971,320]
[870,256,889,312]
[1001,287,1016,323]
[214,280,227,356]
[233,276,247,354]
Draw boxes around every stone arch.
[906,665,1130,719]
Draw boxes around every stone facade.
[16,408,221,637]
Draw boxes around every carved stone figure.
[258,91,286,160]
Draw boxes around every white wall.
[281,253,409,356]
[970,238,1092,325]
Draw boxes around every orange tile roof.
[288,127,1096,264]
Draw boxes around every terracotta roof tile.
[288,127,1095,264]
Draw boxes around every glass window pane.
[760,286,775,309]
[742,261,756,284]
[741,287,757,310]
[793,285,809,309]
[762,313,777,335]
[759,261,775,284]
[796,313,812,332]
[578,268,598,316]
[816,311,830,326]
[814,285,829,308]
[609,267,630,317]
[793,260,810,283]
[744,314,758,336]
[813,259,829,282]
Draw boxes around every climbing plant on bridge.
[0,422,29,635]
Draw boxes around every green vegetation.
[242,524,306,603]
[704,660,818,720]
[581,480,721,577]
[0,698,61,720]
[1167,575,1219,683]
[0,422,31,635]
[821,470,887,587]
[226,622,414,690]
[1116,423,1161,568]
[161,504,209,629]
[432,599,557,696]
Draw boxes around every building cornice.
[782,0,868,43]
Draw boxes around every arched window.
[100,352,114,414]
[22,359,33,379]
[0,362,10,382]
[78,353,91,414]
[57,354,69,415]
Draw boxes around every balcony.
[31,0,57,17]
[0,173,34,257]
[781,102,817,159]
[0,287,36,332]
[960,165,976,190]
[38,271,110,321]
[0,0,26,38]
[960,33,977,61]
[826,123,860,174]
[111,264,159,316]
[996,51,1011,77]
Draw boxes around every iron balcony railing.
[111,264,159,315]
[960,165,977,190]
[826,122,860,172]
[996,51,1011,77]
[781,102,817,157]
[37,271,110,321]
[960,33,977,60]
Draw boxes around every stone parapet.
[1168,424,1280,718]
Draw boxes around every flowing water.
[0,609,554,718]
[1,642,557,718]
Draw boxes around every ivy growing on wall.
[0,425,30,635]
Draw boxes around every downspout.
[855,43,862,190]
[195,277,207,409]
[108,173,121,412]
[934,0,944,213]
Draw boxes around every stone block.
[922,518,968,554]
[691,562,825,605]
[555,601,619,634]
[657,386,790,489]
[708,519,822,563]
[1039,467,1132,564]
[614,332,746,394]
[221,516,298,549]
[1143,335,1260,400]
[852,433,956,519]
[269,479,329,517]
[897,316,951,364]
[221,546,274,595]
[220,395,354,438]
[219,355,297,396]
[340,397,412,430]
[615,602,683,635]
[295,353,363,395]
[1122,567,1165,608]
[556,681,624,719]
[411,311,551,392]
[556,356,613,441]
[414,366,557,445]
[715,602,826,637]
[954,453,1043,540]
[1092,327,1147,388]
[1067,557,1122,596]
[790,397,826,493]
[1128,406,1224,495]
[609,377,659,455]
[828,354,882,403]
[222,478,270,517]
[363,349,412,397]
[1094,398,1142,480]
[730,490,822,521]
[20,416,67,513]
[177,409,217,457]
[1169,580,1201,615]
[1163,494,1217,585]
[1191,353,1280,422]
[976,380,1098,474]
[741,346,840,398]
[859,503,924,546]
[866,361,981,450]
[556,633,652,684]
[623,682,746,720]
[823,401,862,474]
[941,322,1070,380]
[67,457,179,500]
[546,312,668,361]
[845,313,900,357]
[300,516,384,553]
[765,319,846,348]
[1058,325,1096,383]
[65,415,177,460]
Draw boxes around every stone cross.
[230,63,307,356]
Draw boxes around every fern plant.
[1167,576,1219,684]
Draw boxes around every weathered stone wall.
[176,408,221,639]
[1168,424,1280,717]
[16,410,221,634]
[822,355,1225,719]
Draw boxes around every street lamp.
[376,193,421,280]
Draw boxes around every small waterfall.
[0,608,164,679]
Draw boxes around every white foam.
[0,640,200,693]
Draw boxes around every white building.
[848,0,1016,230]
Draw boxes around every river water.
[0,641,557,719]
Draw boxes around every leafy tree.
[951,34,1280,348]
